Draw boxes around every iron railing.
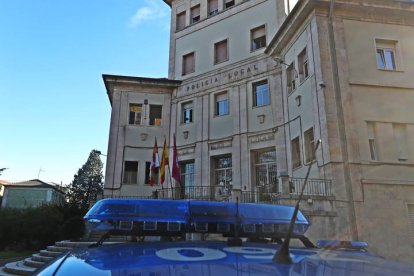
[289,177,332,196]
[241,191,281,204]
[154,186,230,202]
[99,177,333,204]
[101,194,153,200]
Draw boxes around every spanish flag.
[160,138,169,185]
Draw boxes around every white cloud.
[129,0,168,27]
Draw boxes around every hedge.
[0,204,86,251]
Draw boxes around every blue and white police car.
[36,199,414,275]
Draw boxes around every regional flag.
[171,135,181,185]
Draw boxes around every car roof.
[36,241,414,276]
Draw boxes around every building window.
[190,5,200,24]
[251,25,266,51]
[252,80,270,107]
[298,47,309,82]
[208,0,219,16]
[149,105,162,126]
[214,39,228,64]
[214,156,232,194]
[182,101,193,124]
[304,128,315,163]
[367,122,377,161]
[376,39,397,70]
[393,123,408,161]
[224,0,235,9]
[291,137,301,169]
[408,204,414,244]
[128,104,142,125]
[254,150,277,192]
[182,52,195,76]
[286,63,296,93]
[176,11,186,31]
[123,161,138,184]
[180,161,195,193]
[215,92,229,116]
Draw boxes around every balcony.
[240,191,281,204]
[289,177,332,197]
[100,177,333,204]
[154,186,230,202]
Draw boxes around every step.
[4,261,36,276]
[32,253,53,263]
[39,250,62,258]
[46,245,72,253]
[55,241,95,248]
[0,267,16,276]
[23,258,44,268]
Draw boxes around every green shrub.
[0,204,85,250]
[59,216,85,241]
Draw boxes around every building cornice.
[265,0,414,56]
[102,74,182,105]
[162,0,172,7]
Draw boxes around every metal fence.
[155,186,230,201]
[289,177,332,196]
[240,191,281,204]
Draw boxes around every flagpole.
[167,163,173,190]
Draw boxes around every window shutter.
[216,92,227,102]
[215,40,227,63]
[191,5,200,18]
[252,26,265,39]
[208,0,218,13]
[183,53,195,75]
[176,12,186,31]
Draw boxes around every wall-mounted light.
[140,133,148,141]
[295,95,302,106]
[183,131,189,139]
[258,114,265,124]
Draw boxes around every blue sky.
[0,0,171,184]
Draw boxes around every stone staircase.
[0,240,105,275]
[0,230,135,276]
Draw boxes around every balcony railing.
[289,177,332,197]
[99,177,333,205]
[154,186,230,202]
[101,195,154,200]
[241,191,281,204]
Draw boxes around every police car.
[36,199,414,275]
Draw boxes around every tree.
[0,168,7,176]
[67,150,104,210]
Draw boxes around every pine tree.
[67,150,104,210]
[0,168,7,176]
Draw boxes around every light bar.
[84,199,310,237]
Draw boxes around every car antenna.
[273,139,321,264]
[227,196,242,246]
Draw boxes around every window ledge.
[377,68,404,73]
[213,113,230,118]
[214,59,229,65]
[250,47,266,53]
[252,103,270,109]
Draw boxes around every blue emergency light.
[84,199,310,238]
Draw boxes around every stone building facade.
[103,0,414,262]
